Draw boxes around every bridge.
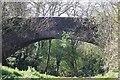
[2,17,99,65]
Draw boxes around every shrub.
[2,66,58,79]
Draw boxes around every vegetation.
[5,33,104,77]
[2,66,58,78]
[1,1,119,79]
[2,66,118,79]
[94,70,118,78]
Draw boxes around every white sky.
[2,0,119,17]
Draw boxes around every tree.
[2,1,119,78]
[2,17,99,66]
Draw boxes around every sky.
[1,0,119,17]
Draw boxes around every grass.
[92,70,119,78]
[1,66,119,79]
[2,66,58,79]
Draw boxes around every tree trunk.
[2,17,100,65]
[56,59,60,76]
[44,40,51,73]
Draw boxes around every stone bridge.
[2,17,99,65]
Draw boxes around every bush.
[2,66,58,79]
[93,70,119,78]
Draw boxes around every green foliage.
[2,66,22,78]
[78,43,104,77]
[7,41,44,70]
[57,42,104,77]
[94,70,119,78]
[5,32,106,77]
[2,66,58,79]
[51,33,104,77]
[2,2,119,78]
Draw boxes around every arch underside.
[2,17,99,59]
